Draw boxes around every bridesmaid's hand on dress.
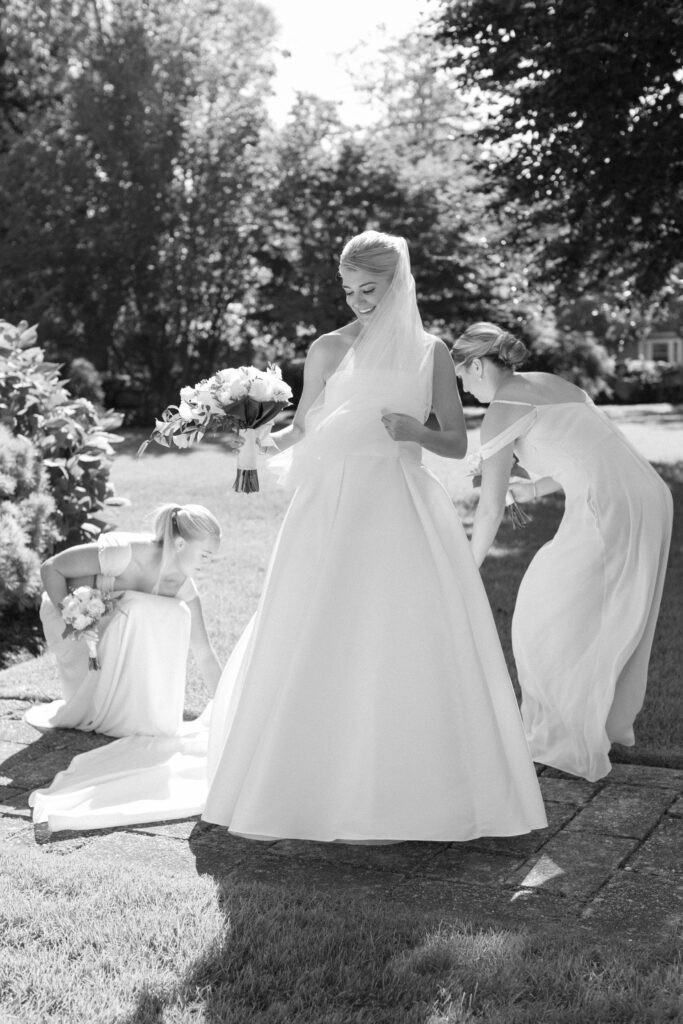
[381,411,424,443]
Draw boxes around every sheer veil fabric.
[269,237,433,489]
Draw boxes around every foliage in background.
[0,0,681,420]
[434,0,683,302]
[0,0,278,412]
[0,319,122,550]
[0,425,58,614]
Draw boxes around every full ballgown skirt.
[203,358,547,841]
[480,399,673,782]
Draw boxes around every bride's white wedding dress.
[29,241,547,839]
[203,242,546,841]
[202,362,546,840]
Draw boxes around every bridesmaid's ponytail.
[151,503,221,591]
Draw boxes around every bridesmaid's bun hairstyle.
[339,230,403,277]
[496,333,528,368]
[452,322,528,369]
[153,503,221,552]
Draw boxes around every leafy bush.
[613,360,683,404]
[530,329,614,400]
[67,357,105,406]
[0,425,59,614]
[0,319,123,547]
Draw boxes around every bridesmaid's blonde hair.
[452,322,528,369]
[152,504,221,586]
[339,230,403,276]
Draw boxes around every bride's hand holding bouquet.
[138,364,293,492]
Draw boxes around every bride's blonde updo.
[452,322,528,369]
[339,230,403,276]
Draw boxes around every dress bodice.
[480,398,660,497]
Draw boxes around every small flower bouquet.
[137,364,293,493]
[60,586,118,670]
[467,453,532,529]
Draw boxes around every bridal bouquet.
[467,453,532,529]
[138,365,293,492]
[60,586,118,670]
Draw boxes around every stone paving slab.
[582,872,683,942]
[605,764,683,789]
[625,816,683,877]
[564,783,674,838]
[538,774,603,805]
[668,795,683,818]
[0,715,44,745]
[506,831,640,899]
[466,800,577,858]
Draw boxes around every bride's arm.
[381,341,467,458]
[268,336,341,453]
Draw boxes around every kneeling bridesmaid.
[26,503,222,738]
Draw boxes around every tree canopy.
[434,0,683,301]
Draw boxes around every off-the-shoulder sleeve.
[97,531,134,578]
[176,577,198,602]
[479,407,537,461]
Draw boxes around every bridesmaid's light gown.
[27,533,209,832]
[480,397,673,782]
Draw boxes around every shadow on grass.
[114,823,683,1024]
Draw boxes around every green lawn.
[2,841,682,1024]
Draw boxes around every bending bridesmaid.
[26,504,222,738]
[453,322,673,781]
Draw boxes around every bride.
[202,231,546,841]
[29,232,547,840]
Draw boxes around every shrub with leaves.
[0,424,59,614]
[0,319,123,547]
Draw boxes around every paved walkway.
[1,696,682,944]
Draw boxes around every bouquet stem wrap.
[235,428,260,493]
[83,629,101,670]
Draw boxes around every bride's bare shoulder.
[306,327,354,367]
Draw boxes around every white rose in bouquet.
[178,401,197,422]
[248,375,273,402]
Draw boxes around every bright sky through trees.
[265,0,432,124]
